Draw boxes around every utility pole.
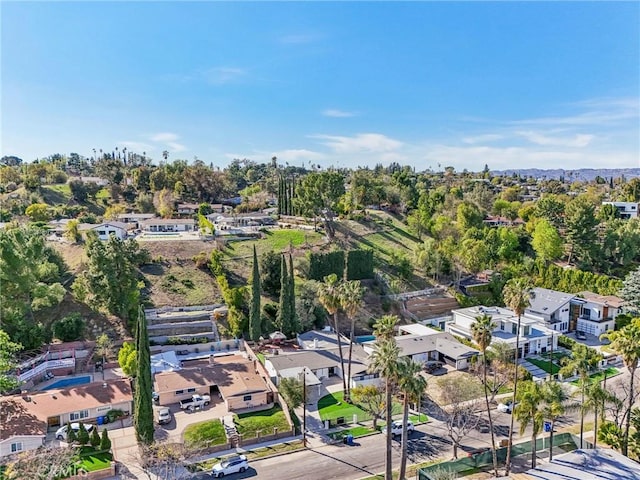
[303,367,307,447]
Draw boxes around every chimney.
[313,338,318,349]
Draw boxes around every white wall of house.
[581,302,620,321]
[410,352,429,364]
[0,436,45,458]
[351,373,382,389]
[93,225,126,241]
[52,400,132,427]
[577,318,615,337]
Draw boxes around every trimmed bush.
[308,250,345,280]
[346,249,374,280]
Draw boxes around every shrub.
[308,250,345,280]
[66,422,77,443]
[52,313,85,342]
[346,249,374,280]
[90,427,101,448]
[76,423,89,445]
[558,335,576,349]
[100,429,111,451]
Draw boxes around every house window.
[243,395,252,401]
[187,388,196,393]
[583,308,591,318]
[523,326,530,336]
[70,410,89,421]
[10,442,23,453]
[98,231,106,236]
[511,323,517,335]
[175,390,185,395]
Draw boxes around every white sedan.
[497,401,516,414]
[55,422,94,440]
[211,455,249,477]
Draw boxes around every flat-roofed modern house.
[602,201,639,219]
[0,379,133,457]
[363,331,479,370]
[208,213,276,230]
[573,291,623,336]
[116,213,156,229]
[139,218,196,232]
[448,305,558,359]
[79,221,130,241]
[153,355,272,411]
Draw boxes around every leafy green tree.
[66,423,77,443]
[276,255,293,337]
[118,341,137,377]
[52,313,85,342]
[397,358,426,480]
[534,194,565,229]
[502,277,534,476]
[601,318,640,455]
[90,427,101,448]
[514,380,545,469]
[318,274,347,396]
[76,423,89,445]
[249,246,262,341]
[64,219,81,243]
[134,306,154,445]
[0,227,66,349]
[585,382,616,449]
[369,337,400,480]
[471,314,498,476]
[531,219,563,263]
[294,171,345,239]
[287,253,298,336]
[351,385,386,430]
[279,377,303,410]
[559,343,602,448]
[565,196,598,267]
[72,235,148,329]
[340,280,365,401]
[25,203,50,222]
[0,330,21,393]
[620,266,640,316]
[456,201,485,232]
[95,333,113,367]
[598,421,624,450]
[100,429,112,451]
[260,250,282,297]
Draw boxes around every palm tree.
[559,343,602,448]
[585,382,615,449]
[397,358,426,480]
[471,314,498,476]
[514,380,545,469]
[369,338,401,480]
[318,274,347,396]
[340,280,365,401]
[541,380,570,461]
[373,314,398,340]
[601,318,640,455]
[502,277,534,476]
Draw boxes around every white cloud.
[322,109,357,118]
[516,131,594,148]
[150,132,179,143]
[203,67,247,85]
[274,149,324,163]
[310,133,403,154]
[166,142,187,153]
[462,134,504,144]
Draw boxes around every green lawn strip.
[570,367,621,386]
[191,440,305,472]
[183,419,227,448]
[76,447,112,472]
[327,425,378,440]
[409,414,428,424]
[257,353,265,364]
[318,392,402,422]
[235,405,291,439]
[527,357,560,375]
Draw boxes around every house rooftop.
[398,324,441,336]
[153,355,269,398]
[297,330,351,350]
[367,333,478,360]
[577,291,624,309]
[0,379,132,440]
[117,213,156,220]
[140,218,196,225]
[527,288,575,315]
[266,347,369,376]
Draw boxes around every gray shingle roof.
[527,288,575,315]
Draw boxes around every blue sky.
[2,1,639,171]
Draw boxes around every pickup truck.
[179,394,211,411]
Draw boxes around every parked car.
[156,407,172,425]
[576,331,587,340]
[55,422,95,440]
[497,400,517,414]
[388,420,415,438]
[179,394,211,411]
[211,455,249,477]
[423,361,444,374]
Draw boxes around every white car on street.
[211,455,249,477]
[497,401,517,414]
[389,420,415,438]
[55,422,95,440]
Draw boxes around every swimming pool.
[355,335,376,343]
[42,375,92,390]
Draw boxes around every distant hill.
[492,167,640,181]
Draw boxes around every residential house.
[525,287,577,333]
[208,213,276,230]
[483,216,525,227]
[362,331,479,370]
[177,203,200,215]
[602,201,639,219]
[78,221,130,241]
[448,305,558,359]
[139,218,196,232]
[116,213,156,229]
[297,329,352,350]
[153,355,272,411]
[0,378,133,457]
[573,291,623,337]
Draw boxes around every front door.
[48,416,61,429]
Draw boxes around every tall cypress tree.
[276,255,290,335]
[133,305,154,445]
[287,253,298,336]
[278,176,284,215]
[249,245,262,341]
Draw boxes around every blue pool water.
[43,375,91,390]
[355,335,376,344]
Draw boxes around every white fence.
[18,358,75,382]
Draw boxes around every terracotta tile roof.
[154,356,269,398]
[578,291,624,309]
[0,379,132,440]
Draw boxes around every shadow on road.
[308,448,379,477]
[193,467,258,479]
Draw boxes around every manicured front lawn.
[318,392,368,421]
[527,357,560,375]
[183,419,227,448]
[234,405,291,439]
[76,446,112,472]
[571,367,621,386]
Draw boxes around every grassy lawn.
[234,405,291,439]
[76,447,112,472]
[183,419,227,448]
[260,229,319,250]
[571,367,621,386]
[527,357,561,375]
[318,392,369,421]
[192,440,305,471]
